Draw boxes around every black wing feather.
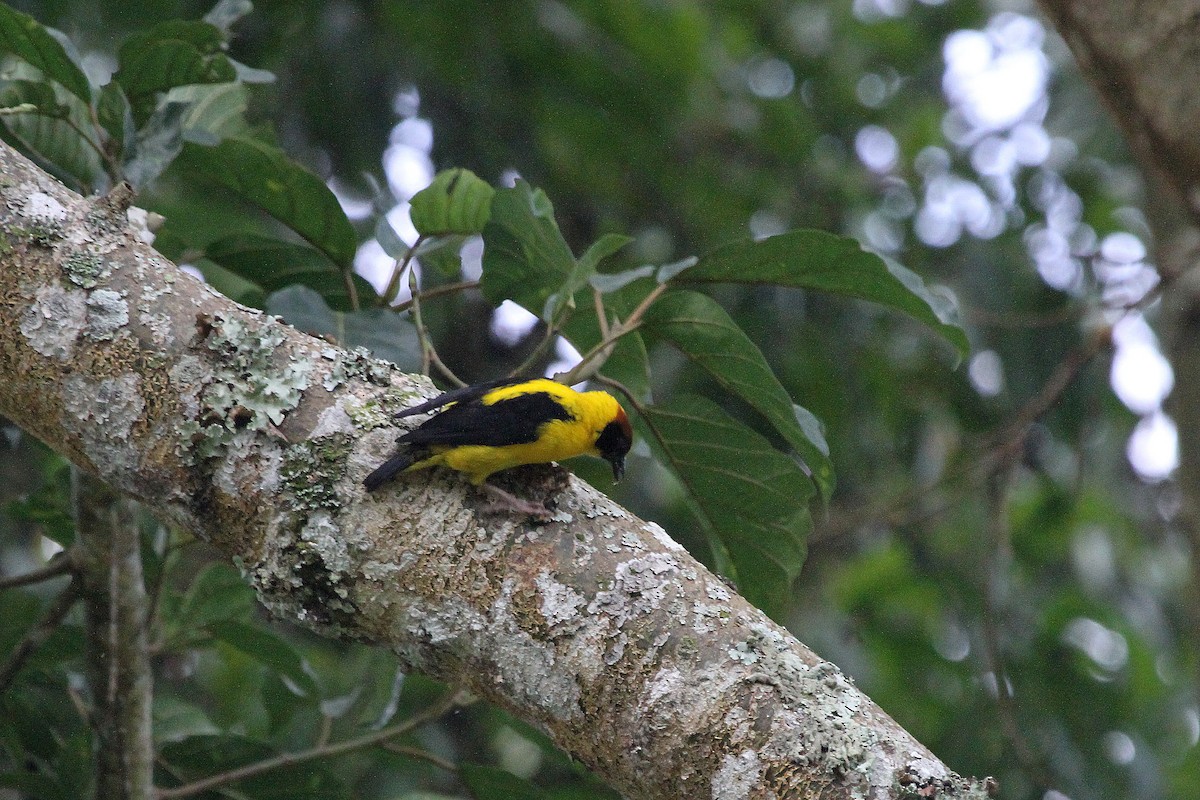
[398,389,574,448]
[393,377,519,420]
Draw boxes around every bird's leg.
[478,482,554,520]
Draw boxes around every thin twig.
[558,282,669,384]
[379,742,459,773]
[155,689,466,799]
[403,267,466,387]
[342,268,361,312]
[592,286,610,339]
[0,551,73,591]
[392,280,479,314]
[0,578,80,693]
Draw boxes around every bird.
[363,377,633,518]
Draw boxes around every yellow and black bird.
[363,377,633,517]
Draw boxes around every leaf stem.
[407,265,466,387]
[392,280,479,314]
[556,282,667,385]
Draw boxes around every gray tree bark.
[73,470,154,800]
[0,141,991,799]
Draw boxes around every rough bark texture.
[73,470,154,800]
[1036,0,1200,224]
[0,141,991,800]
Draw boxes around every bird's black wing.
[397,388,574,448]
[393,377,521,420]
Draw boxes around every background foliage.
[0,1,1186,799]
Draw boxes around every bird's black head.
[596,406,633,482]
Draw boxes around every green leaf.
[0,6,91,103]
[266,286,421,370]
[204,0,255,34]
[0,591,40,661]
[375,215,409,259]
[0,78,103,189]
[115,21,235,122]
[642,290,833,500]
[169,81,250,140]
[577,233,633,275]
[589,265,654,294]
[0,771,68,800]
[461,764,547,800]
[174,562,255,633]
[205,234,372,312]
[409,168,495,235]
[640,394,812,617]
[542,232,633,322]
[152,695,221,744]
[207,620,318,697]
[96,81,133,157]
[480,181,576,314]
[176,137,358,267]
[680,230,969,358]
[123,100,188,188]
[416,233,473,278]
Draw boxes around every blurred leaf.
[174,562,255,634]
[204,0,255,34]
[0,771,69,800]
[176,137,358,267]
[0,5,91,102]
[207,619,318,698]
[123,100,188,188]
[542,232,633,323]
[5,479,73,546]
[0,591,40,659]
[461,764,547,800]
[639,394,812,617]
[115,21,235,122]
[267,286,421,369]
[152,695,221,744]
[169,81,250,140]
[589,265,654,293]
[0,79,102,188]
[642,290,833,500]
[204,234,371,312]
[480,181,576,314]
[95,81,133,156]
[375,215,409,260]
[415,233,471,278]
[410,167,495,236]
[577,233,633,275]
[679,230,969,359]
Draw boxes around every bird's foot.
[479,483,554,521]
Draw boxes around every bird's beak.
[608,454,625,483]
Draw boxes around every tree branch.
[0,550,73,591]
[73,469,154,800]
[0,141,990,800]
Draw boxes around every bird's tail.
[363,449,417,492]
